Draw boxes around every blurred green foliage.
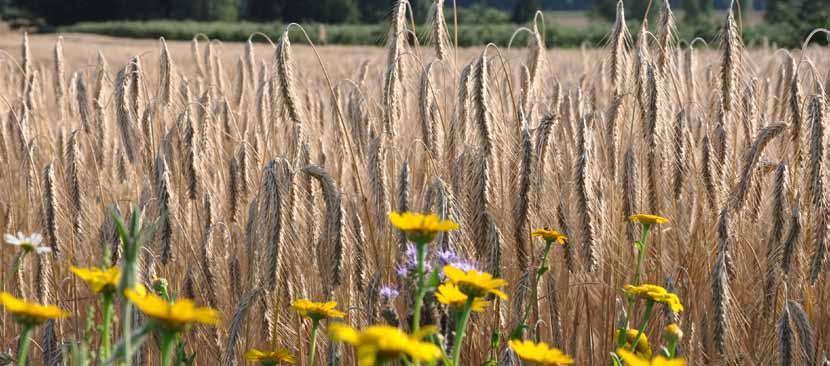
[58,18,806,48]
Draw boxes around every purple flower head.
[379,286,399,301]
[436,249,459,266]
[396,264,409,278]
[397,243,433,279]
[448,260,477,273]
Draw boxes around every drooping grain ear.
[575,116,598,272]
[608,0,630,97]
[807,94,826,208]
[787,300,816,366]
[396,161,410,255]
[779,304,794,366]
[428,0,449,61]
[513,123,533,273]
[21,32,30,94]
[42,161,61,254]
[711,241,731,358]
[159,37,174,107]
[53,36,66,121]
[732,123,786,211]
[223,288,263,366]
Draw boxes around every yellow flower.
[616,348,686,366]
[124,289,219,330]
[623,284,684,313]
[70,266,121,294]
[329,323,441,366]
[435,283,490,312]
[443,265,508,300]
[628,214,669,226]
[508,339,573,365]
[388,211,459,243]
[0,292,68,325]
[291,299,345,321]
[664,323,683,341]
[245,348,295,364]
[531,228,567,244]
[616,329,652,358]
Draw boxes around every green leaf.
[425,267,441,290]
[0,352,14,366]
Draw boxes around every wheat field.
[0,1,829,365]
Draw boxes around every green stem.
[631,225,651,287]
[451,297,475,366]
[511,240,554,340]
[308,319,320,366]
[100,292,114,361]
[123,301,132,366]
[667,338,678,358]
[411,242,428,332]
[2,251,26,292]
[629,301,654,353]
[16,324,33,366]
[619,225,651,348]
[159,332,177,366]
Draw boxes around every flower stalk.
[2,252,26,292]
[411,240,428,332]
[451,297,475,366]
[308,319,320,366]
[510,238,555,340]
[99,291,114,361]
[159,331,177,366]
[16,324,33,366]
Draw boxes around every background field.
[1,4,830,365]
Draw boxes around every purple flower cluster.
[396,244,476,280]
[379,285,399,301]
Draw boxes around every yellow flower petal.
[509,339,573,365]
[291,299,345,320]
[531,228,567,244]
[442,265,508,300]
[0,292,68,325]
[629,214,669,225]
[125,289,219,329]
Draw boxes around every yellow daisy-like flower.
[244,348,295,365]
[443,265,508,300]
[435,283,490,312]
[0,292,68,325]
[124,289,219,330]
[617,348,686,366]
[531,228,567,244]
[388,211,459,243]
[628,214,669,226]
[291,299,345,321]
[70,266,121,294]
[329,323,442,366]
[623,284,684,313]
[616,329,652,358]
[508,339,574,365]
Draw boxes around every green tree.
[591,0,655,23]
[357,0,391,23]
[208,0,238,21]
[322,0,360,23]
[765,0,797,24]
[511,0,538,23]
[244,0,285,21]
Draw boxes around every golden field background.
[0,11,829,365]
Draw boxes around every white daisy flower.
[4,232,50,254]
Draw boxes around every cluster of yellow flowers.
[0,211,686,366]
[624,284,685,313]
